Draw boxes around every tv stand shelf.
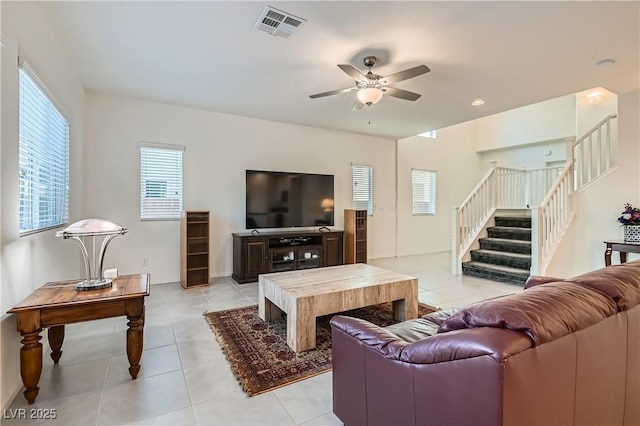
[232,229,344,283]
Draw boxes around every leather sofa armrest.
[330,315,409,360]
[399,327,533,364]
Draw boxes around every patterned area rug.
[203,302,437,396]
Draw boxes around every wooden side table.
[7,273,150,404]
[604,240,640,266]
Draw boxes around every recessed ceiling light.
[596,58,616,69]
[472,99,485,106]
[587,92,604,104]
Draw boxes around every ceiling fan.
[309,56,430,110]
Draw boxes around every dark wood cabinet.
[245,238,269,279]
[324,233,343,266]
[232,236,268,284]
[181,211,210,288]
[232,230,344,283]
[344,209,367,264]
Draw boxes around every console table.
[604,240,640,266]
[7,273,150,404]
[232,230,344,283]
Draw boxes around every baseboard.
[1,314,22,410]
[2,382,21,411]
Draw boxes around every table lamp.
[55,218,128,291]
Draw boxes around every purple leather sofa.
[330,261,640,426]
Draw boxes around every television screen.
[246,170,334,229]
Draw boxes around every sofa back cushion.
[567,262,640,311]
[438,282,617,345]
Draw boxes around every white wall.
[397,122,483,256]
[1,1,86,409]
[479,138,570,171]
[84,94,397,284]
[474,95,576,152]
[546,90,640,277]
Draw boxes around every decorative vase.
[624,225,640,243]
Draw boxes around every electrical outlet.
[142,258,148,267]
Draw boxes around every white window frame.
[18,60,70,235]
[412,169,437,215]
[352,164,373,216]
[140,142,185,221]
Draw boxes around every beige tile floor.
[4,252,522,426]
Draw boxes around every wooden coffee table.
[7,273,150,404]
[258,264,418,352]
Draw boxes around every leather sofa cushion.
[384,308,458,343]
[421,308,458,325]
[524,275,565,289]
[568,261,640,311]
[384,317,440,343]
[526,261,640,312]
[438,282,617,345]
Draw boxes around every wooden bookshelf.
[344,209,367,264]
[181,211,210,289]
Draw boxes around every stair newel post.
[451,206,461,274]
[530,207,541,276]
[489,161,498,208]
[521,165,531,208]
[565,138,575,192]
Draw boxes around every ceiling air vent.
[254,6,306,39]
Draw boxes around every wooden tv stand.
[232,229,344,283]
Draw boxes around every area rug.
[203,302,437,396]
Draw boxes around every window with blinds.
[352,164,373,216]
[18,67,69,235]
[140,143,184,220]
[412,169,437,215]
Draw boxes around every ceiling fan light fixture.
[356,87,383,106]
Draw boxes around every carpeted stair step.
[470,249,532,270]
[494,216,532,228]
[462,261,529,286]
[479,237,531,254]
[487,226,531,241]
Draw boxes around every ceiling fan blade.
[382,65,430,84]
[383,87,422,101]
[338,64,366,81]
[351,100,364,111]
[309,87,354,99]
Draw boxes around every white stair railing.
[454,115,617,277]
[526,166,565,207]
[452,168,496,274]
[453,165,567,274]
[573,114,617,190]
[530,114,617,274]
[531,163,574,275]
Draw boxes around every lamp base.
[76,279,113,291]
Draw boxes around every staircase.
[462,216,532,286]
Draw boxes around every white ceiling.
[43,1,639,140]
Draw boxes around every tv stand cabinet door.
[244,238,268,282]
[323,233,344,266]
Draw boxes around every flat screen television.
[245,170,334,229]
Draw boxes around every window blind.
[412,169,437,215]
[352,164,373,216]
[18,67,69,234]
[140,143,184,220]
